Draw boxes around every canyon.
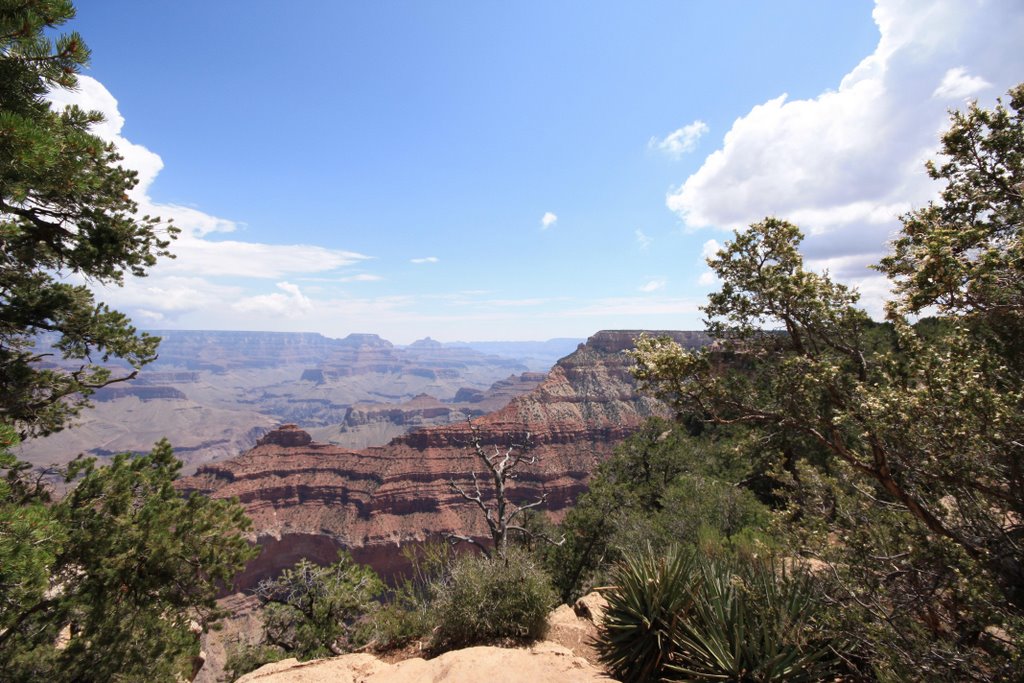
[177,330,709,587]
[17,331,578,472]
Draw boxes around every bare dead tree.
[447,421,564,560]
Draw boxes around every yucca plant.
[597,547,844,682]
[668,556,840,681]
[597,546,698,682]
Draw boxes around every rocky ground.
[228,593,613,683]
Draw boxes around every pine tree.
[0,436,257,681]
[0,0,177,438]
[0,5,256,679]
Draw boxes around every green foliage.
[545,418,772,602]
[0,439,257,682]
[790,460,1022,681]
[0,0,177,437]
[430,548,556,653]
[222,642,288,681]
[0,424,65,633]
[362,540,453,650]
[598,546,842,683]
[879,84,1024,322]
[597,547,697,682]
[656,475,770,546]
[630,85,1024,679]
[254,552,384,660]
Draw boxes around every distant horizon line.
[137,328,706,346]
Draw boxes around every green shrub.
[598,546,844,682]
[361,540,453,650]
[222,642,287,681]
[360,600,434,651]
[430,548,556,652]
[254,552,384,659]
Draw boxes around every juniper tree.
[629,86,1024,679]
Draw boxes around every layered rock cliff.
[178,330,707,586]
[19,331,551,471]
[307,372,548,450]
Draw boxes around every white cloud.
[164,239,367,279]
[44,76,371,323]
[649,120,709,158]
[480,298,561,308]
[233,281,313,317]
[564,296,699,317]
[541,212,558,229]
[700,239,721,261]
[932,66,991,99]
[339,273,383,282]
[410,256,439,264]
[697,271,719,287]
[639,278,666,293]
[635,229,652,250]
[47,77,164,202]
[666,0,1024,315]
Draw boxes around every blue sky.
[55,1,1024,343]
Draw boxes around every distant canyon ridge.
[21,329,710,585]
[17,331,583,471]
[175,330,710,587]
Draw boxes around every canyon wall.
[18,331,563,471]
[178,330,708,586]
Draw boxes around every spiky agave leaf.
[597,546,698,682]
[668,556,840,682]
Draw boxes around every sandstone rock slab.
[237,642,614,683]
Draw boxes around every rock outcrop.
[178,331,708,587]
[236,643,611,683]
[257,424,313,448]
[230,592,612,683]
[197,590,610,683]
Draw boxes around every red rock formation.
[256,424,313,448]
[178,330,707,587]
[330,372,548,446]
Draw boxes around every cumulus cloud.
[639,278,666,293]
[47,78,164,203]
[697,271,718,287]
[649,120,709,158]
[635,229,653,250]
[410,256,439,264]
[932,66,992,99]
[233,281,313,317]
[541,212,558,229]
[666,0,1024,314]
[45,76,370,323]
